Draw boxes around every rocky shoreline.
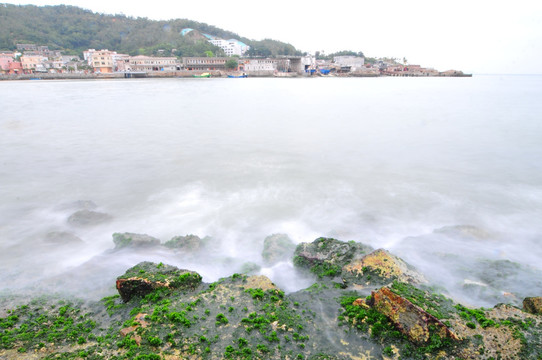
[1,235,540,359]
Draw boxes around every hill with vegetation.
[0,3,303,57]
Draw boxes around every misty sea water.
[0,75,541,306]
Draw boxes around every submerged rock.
[44,231,84,246]
[116,261,202,302]
[163,234,202,251]
[67,209,112,226]
[112,232,161,250]
[433,224,493,240]
[262,233,296,265]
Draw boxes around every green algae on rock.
[293,237,373,279]
[2,236,542,359]
[163,234,202,251]
[112,233,161,250]
[342,248,427,287]
[116,262,202,302]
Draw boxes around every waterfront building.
[0,53,14,74]
[182,57,229,71]
[333,56,365,71]
[129,56,180,72]
[88,50,115,73]
[20,54,48,72]
[243,58,276,71]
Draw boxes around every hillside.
[0,3,302,57]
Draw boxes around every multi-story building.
[0,53,23,74]
[243,58,276,71]
[21,54,48,72]
[182,57,229,71]
[0,53,14,74]
[113,54,131,72]
[129,55,179,72]
[89,50,115,73]
[209,39,249,57]
[16,44,37,52]
[180,29,249,57]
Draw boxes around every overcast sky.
[13,0,542,74]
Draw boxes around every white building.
[333,56,365,70]
[210,39,249,57]
[243,59,276,71]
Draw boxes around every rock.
[368,287,460,344]
[342,248,427,286]
[67,209,112,226]
[433,224,492,240]
[243,275,278,291]
[293,237,373,278]
[119,326,137,337]
[163,234,201,251]
[116,261,202,302]
[44,231,84,246]
[120,313,148,337]
[523,297,542,315]
[352,298,370,309]
[262,233,296,265]
[113,232,160,250]
[240,262,261,275]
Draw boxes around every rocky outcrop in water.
[67,209,112,226]
[262,233,296,265]
[112,232,161,250]
[163,234,202,251]
[293,237,373,279]
[44,231,84,246]
[116,261,202,302]
[1,236,542,360]
[343,248,427,286]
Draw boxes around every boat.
[227,74,247,78]
[193,73,211,78]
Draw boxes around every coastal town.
[0,36,469,80]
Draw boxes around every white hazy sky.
[13,0,542,74]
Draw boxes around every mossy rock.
[523,297,542,315]
[163,234,201,251]
[293,237,373,278]
[112,232,161,250]
[116,261,202,302]
[342,248,427,286]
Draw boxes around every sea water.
[1,75,541,305]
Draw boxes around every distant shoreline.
[0,70,472,81]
